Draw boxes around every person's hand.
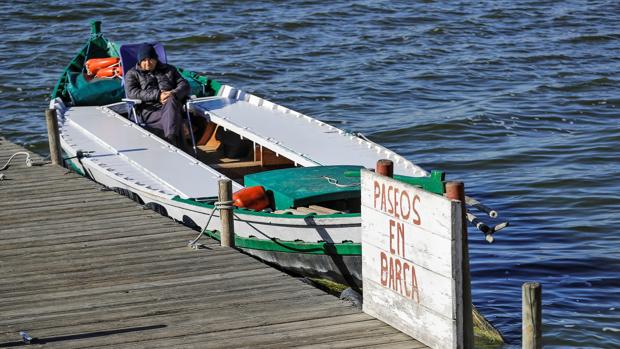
[160,91,172,103]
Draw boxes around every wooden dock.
[0,138,428,348]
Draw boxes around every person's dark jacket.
[124,62,190,119]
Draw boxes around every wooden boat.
[49,22,443,287]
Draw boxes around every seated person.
[124,44,190,147]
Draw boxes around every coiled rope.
[188,200,234,249]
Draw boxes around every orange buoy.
[232,186,270,211]
[85,57,120,75]
[94,65,123,78]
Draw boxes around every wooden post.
[522,282,542,349]
[445,181,474,348]
[375,159,393,178]
[218,179,235,248]
[45,108,62,166]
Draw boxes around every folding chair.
[119,43,197,155]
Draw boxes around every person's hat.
[137,44,158,62]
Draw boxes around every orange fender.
[85,57,120,75]
[232,186,270,211]
[94,66,123,78]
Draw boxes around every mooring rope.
[0,152,32,172]
[188,200,234,249]
[321,175,360,188]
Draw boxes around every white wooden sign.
[361,169,468,349]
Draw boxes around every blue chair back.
[120,43,167,84]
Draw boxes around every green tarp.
[244,165,363,210]
[66,72,125,106]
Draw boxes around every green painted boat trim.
[202,229,361,255]
[66,158,86,177]
[344,169,446,195]
[172,196,360,219]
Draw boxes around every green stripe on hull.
[202,229,361,255]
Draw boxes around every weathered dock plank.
[0,138,428,348]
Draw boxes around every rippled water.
[1,1,619,347]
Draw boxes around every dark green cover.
[244,165,363,210]
[66,72,125,106]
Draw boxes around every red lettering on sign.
[411,264,420,303]
[389,219,405,258]
[397,221,405,258]
[393,187,400,219]
[389,219,405,257]
[380,183,386,211]
[373,180,380,209]
[387,185,393,214]
[389,220,396,254]
[395,258,402,294]
[372,178,422,226]
[412,194,421,225]
[380,251,388,286]
[403,262,411,298]
[377,253,420,303]
[400,190,410,220]
[372,176,422,303]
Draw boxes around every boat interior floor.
[194,143,293,184]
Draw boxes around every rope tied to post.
[188,200,233,249]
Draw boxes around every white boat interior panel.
[63,106,242,198]
[61,122,173,195]
[190,94,427,177]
